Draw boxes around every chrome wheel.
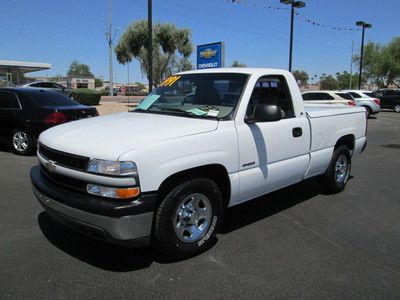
[12,131,29,152]
[394,104,400,113]
[173,193,212,243]
[335,154,349,184]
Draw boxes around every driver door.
[235,76,310,204]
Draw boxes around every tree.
[135,82,147,91]
[67,60,94,77]
[353,36,400,88]
[94,78,103,88]
[335,71,359,90]
[319,74,339,90]
[231,61,246,67]
[292,70,309,86]
[169,56,193,74]
[115,20,192,87]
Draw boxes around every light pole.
[106,1,121,96]
[280,0,305,72]
[148,0,153,93]
[355,21,372,89]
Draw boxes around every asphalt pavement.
[1,111,400,299]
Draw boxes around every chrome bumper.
[33,186,153,242]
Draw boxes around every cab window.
[247,76,294,119]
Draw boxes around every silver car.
[21,81,74,98]
[341,90,381,118]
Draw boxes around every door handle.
[292,127,302,137]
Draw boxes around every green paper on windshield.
[137,94,160,110]
[188,108,208,116]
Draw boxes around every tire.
[394,104,400,113]
[364,106,372,118]
[319,145,351,194]
[11,128,36,155]
[153,178,223,258]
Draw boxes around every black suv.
[372,89,400,112]
[0,88,98,155]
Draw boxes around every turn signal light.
[116,188,140,199]
[87,184,140,199]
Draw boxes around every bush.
[125,91,148,96]
[71,88,101,106]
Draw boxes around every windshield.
[133,73,248,119]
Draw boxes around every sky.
[0,0,399,84]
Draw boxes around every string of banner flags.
[225,0,361,32]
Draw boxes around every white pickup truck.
[31,68,367,257]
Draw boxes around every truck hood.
[39,112,219,160]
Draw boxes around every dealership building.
[0,60,51,85]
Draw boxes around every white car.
[31,68,367,258]
[341,90,381,117]
[302,91,356,106]
[21,81,74,98]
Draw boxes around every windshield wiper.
[131,108,148,113]
[156,107,219,119]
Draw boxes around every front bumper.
[31,165,157,246]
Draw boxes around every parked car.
[371,89,400,113]
[341,90,381,118]
[0,88,98,155]
[302,91,356,106]
[31,68,367,258]
[21,81,75,98]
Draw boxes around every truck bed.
[302,104,367,179]
[304,104,366,118]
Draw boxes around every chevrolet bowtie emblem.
[45,160,57,173]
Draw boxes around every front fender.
[118,122,239,193]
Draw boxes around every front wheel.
[11,129,36,155]
[153,178,223,258]
[319,145,351,194]
[393,104,400,113]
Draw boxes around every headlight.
[87,159,137,177]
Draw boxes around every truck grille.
[39,143,88,171]
[40,165,86,192]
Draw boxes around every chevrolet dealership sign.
[197,42,225,69]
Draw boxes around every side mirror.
[245,104,281,124]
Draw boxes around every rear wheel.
[319,145,351,194]
[364,106,372,118]
[153,178,223,258]
[11,129,36,155]
[394,104,400,113]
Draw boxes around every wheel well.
[157,164,231,208]
[335,134,355,151]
